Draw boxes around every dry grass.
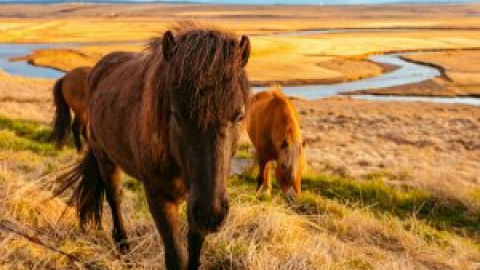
[0,99,479,269]
[295,97,480,214]
[2,151,480,270]
[0,61,479,270]
[0,75,479,269]
[0,71,53,121]
[2,3,480,42]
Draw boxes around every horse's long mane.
[147,21,250,130]
[139,22,250,162]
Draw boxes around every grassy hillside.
[1,115,479,270]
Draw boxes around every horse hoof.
[117,241,130,255]
[113,231,130,254]
[256,189,272,201]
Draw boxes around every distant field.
[2,4,480,93]
[19,29,480,87]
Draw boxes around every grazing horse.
[55,23,251,270]
[51,66,91,152]
[245,86,305,199]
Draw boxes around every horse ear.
[162,31,175,61]
[239,35,251,67]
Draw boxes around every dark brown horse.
[56,23,251,270]
[51,66,91,152]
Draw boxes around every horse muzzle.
[189,199,230,234]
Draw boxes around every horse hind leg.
[95,150,130,254]
[54,148,129,251]
[80,121,89,153]
[72,116,83,152]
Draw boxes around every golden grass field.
[1,3,480,270]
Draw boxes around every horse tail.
[51,78,71,149]
[54,149,105,229]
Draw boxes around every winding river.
[0,43,65,78]
[0,40,479,106]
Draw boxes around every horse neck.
[278,103,301,145]
[139,63,170,162]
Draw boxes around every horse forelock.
[148,22,250,129]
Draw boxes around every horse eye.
[232,110,245,123]
[235,113,244,123]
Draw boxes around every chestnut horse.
[51,66,91,152]
[55,23,251,270]
[245,86,305,199]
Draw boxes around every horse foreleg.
[72,117,82,152]
[256,159,272,197]
[187,226,204,270]
[145,189,187,270]
[97,156,130,254]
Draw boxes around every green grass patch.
[234,142,253,159]
[0,116,52,144]
[0,130,57,156]
[235,149,253,159]
[235,168,480,237]
[302,173,480,236]
[0,116,78,155]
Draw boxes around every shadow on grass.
[236,169,480,238]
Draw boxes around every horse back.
[62,66,92,120]
[246,89,301,159]
[87,51,149,179]
[89,51,139,94]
